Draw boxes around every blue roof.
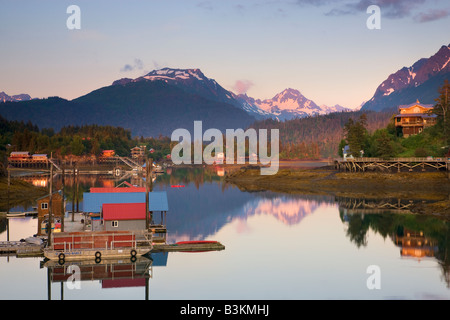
[83,191,168,213]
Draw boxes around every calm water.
[1,167,450,300]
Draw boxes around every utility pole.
[48,163,53,246]
[72,165,75,222]
[75,164,79,213]
[61,162,65,232]
[7,168,10,242]
[145,157,153,230]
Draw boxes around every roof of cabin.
[83,191,168,213]
[102,203,146,220]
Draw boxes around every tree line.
[251,110,392,159]
[0,118,172,165]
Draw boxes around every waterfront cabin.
[102,203,147,231]
[394,100,436,137]
[83,190,169,232]
[131,146,146,159]
[8,152,49,168]
[84,192,147,213]
[8,151,31,160]
[37,191,64,236]
[8,151,31,167]
[37,191,64,219]
[32,154,48,162]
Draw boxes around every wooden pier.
[336,196,418,214]
[0,239,226,258]
[0,241,43,257]
[334,157,450,175]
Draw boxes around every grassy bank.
[225,166,450,216]
[0,177,47,211]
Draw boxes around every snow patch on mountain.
[362,43,450,111]
[0,91,32,103]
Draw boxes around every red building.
[102,203,147,231]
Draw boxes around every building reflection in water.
[337,195,450,287]
[42,252,169,300]
[394,228,438,261]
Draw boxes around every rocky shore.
[225,165,450,217]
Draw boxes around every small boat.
[152,240,225,252]
[6,211,38,218]
[24,237,43,246]
[175,240,218,245]
[171,185,185,188]
[6,212,27,218]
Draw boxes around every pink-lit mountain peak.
[273,88,304,101]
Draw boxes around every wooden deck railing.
[336,157,450,162]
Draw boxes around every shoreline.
[0,177,47,211]
[224,165,450,217]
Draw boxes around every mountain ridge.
[112,68,354,121]
[362,44,450,112]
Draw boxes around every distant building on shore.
[101,150,115,157]
[131,145,146,159]
[394,100,437,137]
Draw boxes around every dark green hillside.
[0,81,255,137]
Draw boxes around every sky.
[0,0,449,109]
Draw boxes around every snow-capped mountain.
[113,68,233,105]
[113,67,272,119]
[0,91,32,103]
[362,44,450,111]
[112,68,351,121]
[320,104,353,113]
[231,93,273,120]
[238,88,352,121]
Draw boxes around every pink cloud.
[232,79,254,95]
[414,9,450,22]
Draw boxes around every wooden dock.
[336,196,418,214]
[0,241,43,257]
[334,157,450,175]
[0,240,225,258]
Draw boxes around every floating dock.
[43,230,153,261]
[0,241,43,257]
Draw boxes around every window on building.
[112,221,118,228]
[41,203,48,209]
